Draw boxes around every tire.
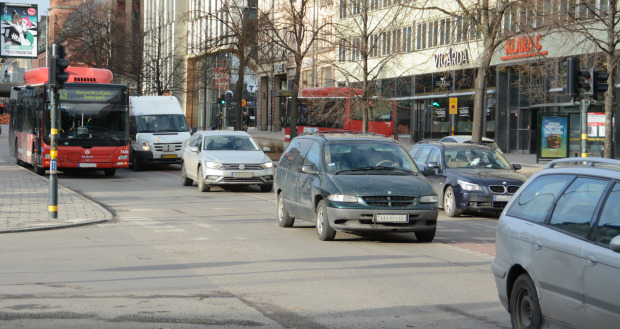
[415,228,436,242]
[14,140,22,165]
[181,162,193,186]
[316,200,336,241]
[510,274,542,329]
[197,167,210,192]
[277,192,294,227]
[132,158,143,171]
[443,186,460,217]
[260,184,273,192]
[32,151,46,176]
[104,169,116,176]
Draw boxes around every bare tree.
[188,0,260,130]
[558,0,620,158]
[262,0,329,140]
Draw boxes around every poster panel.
[1,3,38,58]
[540,115,569,159]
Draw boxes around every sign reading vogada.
[434,48,469,68]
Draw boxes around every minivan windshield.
[135,114,189,133]
[325,141,419,174]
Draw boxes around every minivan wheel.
[277,193,294,227]
[510,274,542,329]
[181,163,193,186]
[197,167,210,192]
[443,186,460,217]
[316,200,336,241]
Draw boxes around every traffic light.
[219,95,225,105]
[225,90,233,105]
[49,44,69,90]
[56,56,69,90]
[591,70,609,100]
[432,101,440,108]
[577,69,593,97]
[562,57,578,98]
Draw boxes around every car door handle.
[534,239,543,250]
[587,254,597,266]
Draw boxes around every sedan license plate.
[374,213,409,223]
[233,172,253,178]
[162,154,177,159]
[494,195,512,202]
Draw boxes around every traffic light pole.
[48,43,68,219]
[581,98,589,158]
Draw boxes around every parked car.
[492,157,620,329]
[409,141,526,217]
[274,133,438,241]
[438,135,504,155]
[181,131,274,192]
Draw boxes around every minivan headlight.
[261,161,273,169]
[141,141,151,151]
[328,194,358,203]
[420,195,438,203]
[206,161,223,169]
[458,180,482,191]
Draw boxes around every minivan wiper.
[335,166,417,175]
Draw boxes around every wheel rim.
[278,195,284,223]
[445,190,454,213]
[517,289,534,328]
[316,207,324,234]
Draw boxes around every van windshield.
[135,114,188,133]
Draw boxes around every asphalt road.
[0,138,510,328]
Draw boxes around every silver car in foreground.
[181,131,274,192]
[493,158,620,329]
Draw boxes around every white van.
[129,96,191,171]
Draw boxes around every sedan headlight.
[206,161,223,169]
[458,179,482,191]
[141,141,151,151]
[261,161,273,169]
[328,194,358,203]
[420,195,438,203]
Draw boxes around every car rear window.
[506,174,574,223]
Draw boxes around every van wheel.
[197,167,210,192]
[133,158,143,171]
[260,184,273,192]
[443,186,460,217]
[181,163,193,186]
[415,228,436,242]
[316,200,336,241]
[510,274,542,329]
[277,192,294,227]
[104,169,116,176]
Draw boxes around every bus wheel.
[14,140,22,166]
[33,153,45,176]
[104,169,116,176]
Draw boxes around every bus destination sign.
[59,88,120,102]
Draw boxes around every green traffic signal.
[432,101,440,107]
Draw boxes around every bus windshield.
[44,85,128,147]
[134,115,189,133]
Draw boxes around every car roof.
[440,135,495,143]
[196,130,251,137]
[412,141,495,151]
[297,132,395,143]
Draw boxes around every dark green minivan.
[274,133,439,241]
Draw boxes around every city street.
[0,131,509,328]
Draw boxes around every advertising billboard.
[1,3,38,58]
[539,115,569,159]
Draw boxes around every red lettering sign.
[501,34,548,60]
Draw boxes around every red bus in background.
[8,67,130,176]
[284,87,396,141]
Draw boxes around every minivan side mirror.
[512,164,522,170]
[610,236,620,253]
[300,164,318,175]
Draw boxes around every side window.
[594,183,620,246]
[506,174,574,223]
[188,134,200,147]
[291,139,312,170]
[413,146,432,165]
[303,141,321,169]
[279,138,303,170]
[549,177,609,238]
[427,148,441,164]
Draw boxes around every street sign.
[225,90,233,95]
[247,84,257,93]
[449,97,458,115]
[241,99,247,107]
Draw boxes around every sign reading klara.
[501,34,548,60]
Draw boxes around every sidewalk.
[249,128,547,177]
[0,156,112,233]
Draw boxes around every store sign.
[273,63,285,73]
[501,34,548,60]
[587,112,606,137]
[213,67,230,91]
[433,108,448,121]
[540,115,568,159]
[434,48,469,68]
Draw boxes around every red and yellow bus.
[8,67,129,176]
[284,87,396,141]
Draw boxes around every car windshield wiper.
[335,166,417,175]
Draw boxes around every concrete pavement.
[0,125,544,233]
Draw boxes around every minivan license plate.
[375,214,409,223]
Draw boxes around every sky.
[30,0,50,19]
